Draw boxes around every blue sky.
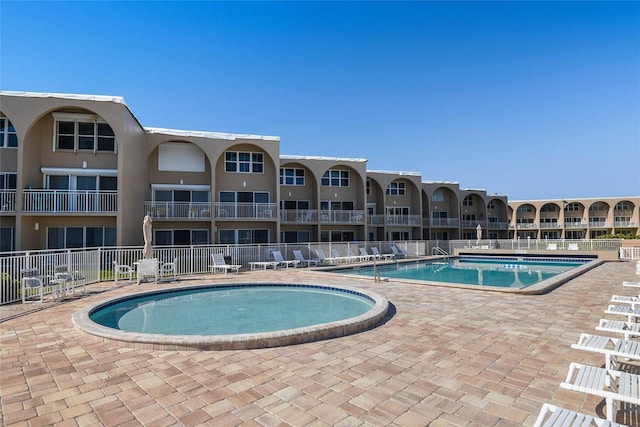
[2,1,639,200]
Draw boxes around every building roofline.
[367,169,422,177]
[145,127,280,142]
[280,154,367,163]
[510,196,640,203]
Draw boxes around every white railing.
[428,218,460,228]
[145,202,212,219]
[280,209,318,223]
[215,202,278,219]
[319,210,365,224]
[23,190,118,213]
[385,215,421,226]
[0,190,16,212]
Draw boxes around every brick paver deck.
[2,261,639,426]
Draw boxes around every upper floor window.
[53,113,116,153]
[541,204,557,212]
[462,196,474,206]
[322,169,349,187]
[386,181,405,196]
[431,189,444,203]
[225,151,263,173]
[615,201,630,211]
[280,168,304,185]
[517,204,533,213]
[589,202,607,212]
[565,202,581,211]
[0,118,17,148]
[487,201,496,210]
[0,173,17,190]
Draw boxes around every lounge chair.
[113,260,133,283]
[293,250,319,267]
[315,248,339,265]
[21,268,51,303]
[210,253,242,274]
[391,246,407,258]
[546,243,558,251]
[272,250,300,268]
[160,258,178,281]
[568,243,580,250]
[358,247,374,261]
[371,247,394,260]
[571,333,640,372]
[331,248,352,264]
[533,403,627,427]
[611,294,640,308]
[596,319,640,341]
[249,258,279,270]
[560,362,640,422]
[604,304,640,323]
[135,258,159,285]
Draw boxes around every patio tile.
[1,262,639,425]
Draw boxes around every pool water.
[335,257,588,289]
[90,284,375,335]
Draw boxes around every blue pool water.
[334,257,588,289]
[90,284,375,335]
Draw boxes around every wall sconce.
[82,161,87,169]
[34,222,39,231]
[288,192,292,197]
[243,181,247,187]
[180,179,184,185]
[334,193,338,198]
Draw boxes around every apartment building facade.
[0,91,637,252]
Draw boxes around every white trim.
[52,112,105,123]
[146,127,280,142]
[151,184,211,191]
[41,167,117,176]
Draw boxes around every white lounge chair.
[272,250,299,268]
[546,243,558,251]
[605,304,640,323]
[210,253,242,274]
[596,319,640,341]
[611,294,640,308]
[533,403,627,427]
[391,246,407,258]
[371,247,394,260]
[358,247,373,261]
[160,258,178,281]
[331,248,353,264]
[571,333,640,372]
[293,250,319,267]
[568,243,580,250]
[249,259,279,270]
[315,249,339,265]
[113,260,133,283]
[560,363,640,422]
[135,258,159,285]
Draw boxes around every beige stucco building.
[1,91,637,251]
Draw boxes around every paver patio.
[2,261,640,426]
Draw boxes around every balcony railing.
[319,210,365,224]
[565,222,587,229]
[516,223,539,230]
[615,221,638,228]
[588,221,610,228]
[280,209,318,223]
[23,190,117,213]
[215,202,278,219]
[385,215,421,226]
[145,202,212,219]
[429,218,460,228]
[487,221,509,230]
[0,190,16,212]
[540,222,561,229]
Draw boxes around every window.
[219,229,269,244]
[431,189,444,203]
[0,118,17,148]
[225,151,263,173]
[320,230,355,242]
[462,196,473,206]
[589,202,607,212]
[615,202,630,211]
[366,180,371,196]
[281,231,310,243]
[386,181,406,196]
[517,205,533,213]
[155,229,209,245]
[47,227,116,249]
[0,227,14,251]
[280,200,309,210]
[320,201,353,211]
[53,113,116,152]
[541,204,557,212]
[321,169,349,187]
[280,168,305,185]
[0,173,17,190]
[565,203,581,212]
[153,189,209,202]
[487,201,496,210]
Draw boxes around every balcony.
[429,218,460,228]
[540,222,561,229]
[319,210,365,224]
[0,190,16,213]
[588,220,610,228]
[487,221,509,230]
[385,215,421,226]
[565,222,587,229]
[615,221,638,228]
[516,223,539,230]
[23,190,117,213]
[215,202,277,220]
[280,209,318,223]
[145,202,212,220]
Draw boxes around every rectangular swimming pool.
[331,256,592,290]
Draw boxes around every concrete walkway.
[2,261,639,426]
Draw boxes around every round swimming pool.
[73,283,389,350]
